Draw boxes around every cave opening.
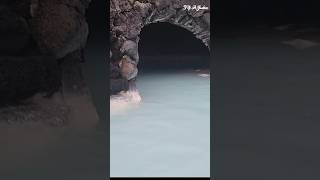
[138,22,210,72]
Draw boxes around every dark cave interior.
[138,22,210,71]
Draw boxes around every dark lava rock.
[59,50,87,95]
[0,56,61,106]
[110,78,129,95]
[110,0,210,93]
[30,0,89,59]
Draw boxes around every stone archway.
[110,0,210,94]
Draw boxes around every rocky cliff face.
[0,0,98,126]
[0,0,210,123]
[110,0,210,94]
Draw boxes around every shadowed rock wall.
[0,0,98,126]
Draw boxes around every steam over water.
[110,70,210,177]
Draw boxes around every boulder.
[30,0,89,59]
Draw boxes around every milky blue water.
[110,70,210,177]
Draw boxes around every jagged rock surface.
[110,0,210,94]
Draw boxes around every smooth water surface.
[110,70,210,177]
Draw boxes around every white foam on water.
[110,90,142,115]
[198,73,210,78]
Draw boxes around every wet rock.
[202,12,210,25]
[30,0,89,59]
[120,40,139,61]
[110,61,121,79]
[119,55,138,80]
[59,50,87,95]
[110,79,129,95]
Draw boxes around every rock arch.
[110,0,210,93]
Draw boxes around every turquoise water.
[110,70,210,177]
